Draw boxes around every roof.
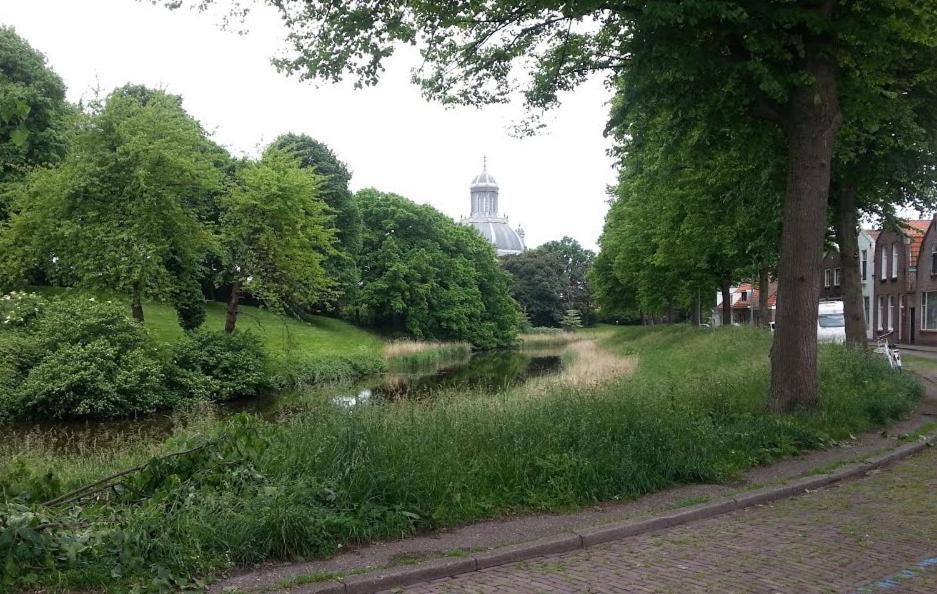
[466,219,525,255]
[732,282,778,310]
[471,170,498,188]
[904,219,931,267]
[863,229,880,241]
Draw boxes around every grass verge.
[0,326,920,592]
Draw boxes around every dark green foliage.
[170,328,270,401]
[354,188,520,348]
[170,276,207,331]
[538,237,596,325]
[502,250,566,328]
[267,134,362,310]
[0,26,69,187]
[1,297,169,420]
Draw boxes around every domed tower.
[462,158,526,256]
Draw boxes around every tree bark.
[225,280,240,334]
[720,280,732,327]
[758,268,770,329]
[769,50,842,413]
[131,281,144,323]
[833,184,867,347]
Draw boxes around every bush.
[0,291,46,328]
[2,297,171,420]
[170,329,271,401]
[170,278,207,331]
[274,349,386,387]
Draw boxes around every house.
[872,219,930,343]
[713,282,777,327]
[820,250,843,301]
[913,217,937,346]
[858,229,878,339]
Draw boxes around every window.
[888,295,895,330]
[861,250,868,281]
[924,293,937,331]
[824,269,831,288]
[881,246,887,281]
[878,297,884,331]
[834,268,841,286]
[932,249,937,275]
[864,296,870,323]
[818,314,845,328]
[740,290,748,301]
[892,244,899,279]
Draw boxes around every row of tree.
[0,26,523,348]
[154,0,937,412]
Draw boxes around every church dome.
[471,170,498,189]
[466,220,526,256]
[461,158,526,256]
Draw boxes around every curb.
[287,436,934,593]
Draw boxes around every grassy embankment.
[0,325,920,592]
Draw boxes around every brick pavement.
[397,447,937,594]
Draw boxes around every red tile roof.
[732,284,778,309]
[904,219,932,267]
[863,229,880,241]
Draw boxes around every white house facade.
[859,229,878,339]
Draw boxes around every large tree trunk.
[720,280,732,327]
[225,280,241,334]
[758,268,770,329]
[833,184,866,347]
[131,281,144,323]
[769,50,842,413]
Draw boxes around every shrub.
[2,297,171,420]
[170,278,207,331]
[170,329,271,401]
[274,349,386,387]
[0,291,46,328]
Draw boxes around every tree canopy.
[0,86,223,321]
[218,149,337,333]
[538,236,596,325]
[354,188,520,347]
[502,249,566,328]
[266,133,362,310]
[0,26,69,190]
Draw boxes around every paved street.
[398,447,937,594]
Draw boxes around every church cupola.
[470,156,499,216]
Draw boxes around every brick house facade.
[871,220,930,344]
[820,250,843,301]
[913,218,937,346]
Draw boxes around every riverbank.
[0,326,921,592]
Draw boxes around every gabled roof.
[863,229,880,241]
[905,219,931,267]
[731,283,778,310]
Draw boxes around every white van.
[817,300,846,344]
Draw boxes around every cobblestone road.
[398,446,937,594]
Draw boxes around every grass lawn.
[30,287,385,381]
[142,300,383,360]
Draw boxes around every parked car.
[817,300,846,343]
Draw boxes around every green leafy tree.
[266,133,362,310]
[0,86,222,321]
[502,250,566,328]
[0,26,69,211]
[354,188,520,347]
[219,150,336,334]
[164,0,937,411]
[538,236,596,326]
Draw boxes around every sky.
[0,0,617,250]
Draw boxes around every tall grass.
[1,326,920,591]
[384,340,472,371]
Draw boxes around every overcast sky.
[0,0,616,250]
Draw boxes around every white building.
[859,229,878,339]
[460,159,526,256]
